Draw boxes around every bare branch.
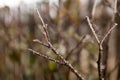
[36,8,50,43]
[92,0,97,18]
[36,8,46,28]
[33,39,49,48]
[65,35,87,60]
[87,1,118,80]
[114,0,118,14]
[86,16,100,44]
[86,16,117,80]
[34,8,85,80]
[36,8,68,63]
[101,23,117,45]
[28,49,65,65]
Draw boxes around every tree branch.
[28,8,85,80]
[86,16,117,80]
[65,35,87,60]
[91,0,97,19]
[86,16,100,44]
[100,23,117,45]
[33,39,49,48]
[114,0,118,14]
[28,48,65,65]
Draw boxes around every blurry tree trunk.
[115,1,120,80]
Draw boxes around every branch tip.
[86,16,100,44]
[101,23,117,44]
[33,39,39,42]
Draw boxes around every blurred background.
[0,0,120,80]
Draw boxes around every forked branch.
[28,8,85,80]
[86,16,117,80]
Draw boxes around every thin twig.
[36,8,50,43]
[114,0,118,14]
[87,16,103,80]
[100,23,117,45]
[48,42,84,80]
[28,49,65,65]
[33,39,49,48]
[86,16,117,80]
[29,8,85,80]
[65,35,87,60]
[36,8,68,62]
[92,0,97,19]
[86,16,100,44]
[36,8,46,28]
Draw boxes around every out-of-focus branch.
[114,0,118,14]
[107,62,119,78]
[86,16,117,80]
[91,0,97,19]
[28,8,85,80]
[65,35,87,60]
